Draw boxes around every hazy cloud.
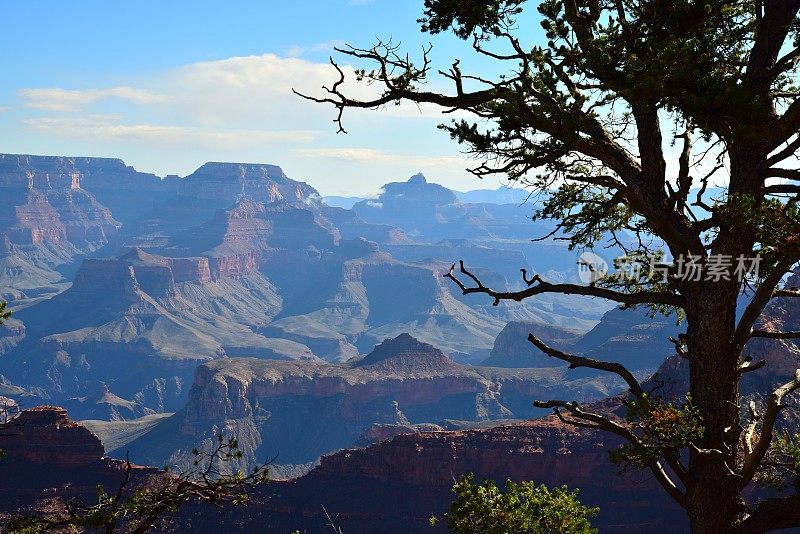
[24,115,319,149]
[10,53,483,194]
[292,147,468,167]
[20,87,166,112]
[285,40,346,58]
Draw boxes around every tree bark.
[686,281,743,533]
[686,151,762,533]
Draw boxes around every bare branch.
[527,333,644,397]
[740,370,800,487]
[761,168,800,181]
[764,184,800,195]
[743,400,761,460]
[750,330,800,340]
[738,358,767,375]
[445,261,684,308]
[669,335,690,359]
[737,493,800,533]
[293,46,508,134]
[534,399,686,508]
[735,257,795,349]
[766,135,800,166]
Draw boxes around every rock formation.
[204,417,683,533]
[0,156,610,425]
[0,406,157,525]
[1,406,104,464]
[118,334,622,472]
[480,321,581,367]
[223,273,800,534]
[0,155,126,303]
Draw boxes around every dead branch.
[735,258,795,349]
[527,333,644,397]
[739,370,800,487]
[534,399,686,507]
[749,330,800,340]
[445,260,684,308]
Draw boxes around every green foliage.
[610,394,704,471]
[419,0,525,38]
[443,474,598,534]
[757,430,800,490]
[4,517,48,534]
[0,301,10,326]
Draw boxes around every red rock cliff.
[1,406,104,465]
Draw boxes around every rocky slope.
[480,321,582,367]
[0,248,310,417]
[0,156,614,424]
[202,417,682,533]
[0,405,157,524]
[118,334,622,472]
[570,305,683,371]
[203,273,800,533]
[0,155,128,303]
[481,306,681,373]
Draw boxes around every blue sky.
[0,1,543,195]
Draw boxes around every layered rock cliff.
[0,406,157,525]
[480,321,581,368]
[226,274,800,534]
[0,155,126,302]
[0,158,613,427]
[177,162,318,205]
[0,248,307,418]
[207,417,682,533]
[119,334,622,472]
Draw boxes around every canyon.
[116,333,623,472]
[0,153,612,420]
[3,152,797,532]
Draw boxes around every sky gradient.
[1,1,547,195]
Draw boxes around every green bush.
[444,474,598,534]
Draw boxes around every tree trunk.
[685,149,762,533]
[686,280,743,533]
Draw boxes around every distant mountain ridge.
[0,153,612,420]
[116,333,621,471]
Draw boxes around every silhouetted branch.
[9,435,271,533]
[527,333,644,397]
[445,261,684,308]
[534,399,686,508]
[738,492,800,533]
[738,356,767,375]
[292,41,507,134]
[735,258,796,348]
[740,370,800,487]
[669,335,690,359]
[750,330,800,340]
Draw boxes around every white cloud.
[292,147,468,168]
[24,115,319,149]
[285,40,346,58]
[9,53,485,194]
[20,87,166,112]
[19,54,467,128]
